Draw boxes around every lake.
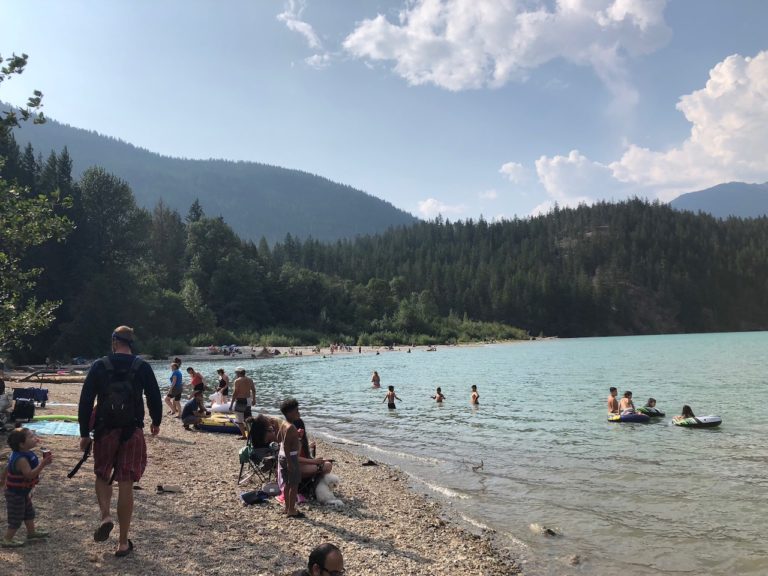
[152,332,768,575]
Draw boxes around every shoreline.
[1,383,522,575]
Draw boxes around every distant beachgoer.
[619,391,635,414]
[607,387,619,414]
[471,385,480,405]
[215,368,229,398]
[382,385,401,410]
[229,367,256,438]
[644,397,657,409]
[165,362,183,417]
[2,428,53,547]
[371,371,381,388]
[291,542,344,576]
[173,357,182,369]
[680,405,695,418]
[431,387,445,403]
[181,391,205,430]
[186,367,204,396]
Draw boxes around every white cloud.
[499,161,525,183]
[278,0,331,66]
[342,0,670,104]
[479,189,498,200]
[533,51,768,209]
[417,197,466,218]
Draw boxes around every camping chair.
[238,443,277,486]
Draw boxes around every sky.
[2,0,767,220]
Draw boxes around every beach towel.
[27,420,81,436]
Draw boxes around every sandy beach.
[1,381,521,575]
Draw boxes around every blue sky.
[2,0,767,220]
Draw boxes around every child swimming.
[431,387,445,403]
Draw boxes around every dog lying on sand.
[315,473,343,506]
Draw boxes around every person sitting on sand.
[294,417,333,482]
[371,371,380,388]
[471,384,480,405]
[291,542,344,576]
[607,387,619,414]
[181,391,205,430]
[679,405,695,419]
[382,385,401,410]
[431,387,446,403]
[619,391,636,414]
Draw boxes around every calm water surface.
[153,333,768,575]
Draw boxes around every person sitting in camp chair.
[237,414,279,486]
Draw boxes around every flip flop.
[287,511,306,519]
[0,539,25,548]
[115,539,134,557]
[93,520,114,542]
[26,529,50,539]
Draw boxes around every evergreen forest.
[3,93,768,363]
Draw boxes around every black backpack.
[99,356,143,429]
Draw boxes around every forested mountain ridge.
[272,200,768,337]
[670,181,768,219]
[6,105,417,243]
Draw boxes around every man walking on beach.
[229,367,255,438]
[77,325,162,557]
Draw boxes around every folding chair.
[238,444,277,486]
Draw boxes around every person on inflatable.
[679,405,695,419]
[607,387,619,414]
[619,390,636,415]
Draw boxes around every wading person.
[77,326,162,557]
[229,367,255,438]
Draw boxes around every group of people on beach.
[372,371,480,409]
[3,325,340,564]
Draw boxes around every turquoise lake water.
[152,333,768,575]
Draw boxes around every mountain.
[670,182,768,219]
[9,110,418,243]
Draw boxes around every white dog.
[314,473,343,506]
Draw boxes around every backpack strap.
[101,356,114,374]
[127,356,143,383]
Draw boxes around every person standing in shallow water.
[383,385,401,409]
[471,384,480,405]
[371,371,381,388]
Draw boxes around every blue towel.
[27,421,81,436]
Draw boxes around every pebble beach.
[0,380,521,575]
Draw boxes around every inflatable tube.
[608,413,650,423]
[195,414,241,434]
[32,414,78,422]
[673,415,722,428]
[637,406,665,417]
[208,403,233,414]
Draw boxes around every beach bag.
[11,398,35,421]
[98,356,143,430]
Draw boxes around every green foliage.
[190,327,238,347]
[141,337,189,360]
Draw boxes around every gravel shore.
[1,382,521,575]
